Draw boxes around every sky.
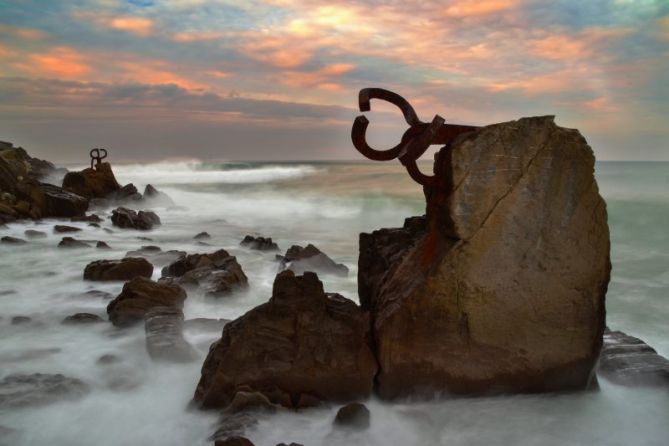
[0,0,667,162]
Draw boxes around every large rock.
[62,162,120,199]
[161,249,248,297]
[359,116,610,398]
[240,235,279,251]
[144,307,197,362]
[193,271,377,409]
[0,142,55,180]
[598,329,669,387]
[107,277,187,327]
[143,184,175,206]
[277,244,348,277]
[84,257,154,281]
[111,207,161,230]
[40,183,89,218]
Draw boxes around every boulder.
[194,231,211,240]
[598,329,669,387]
[0,373,89,408]
[333,402,370,430]
[215,438,255,446]
[277,244,348,277]
[111,207,161,230]
[240,235,279,251]
[62,162,120,199]
[1,236,26,244]
[113,183,142,202]
[359,116,610,398]
[58,237,91,248]
[161,249,248,297]
[193,271,377,409]
[11,316,31,325]
[96,241,111,249]
[24,229,47,238]
[62,313,104,325]
[143,184,175,206]
[41,184,89,218]
[0,142,55,179]
[84,257,154,281]
[54,224,81,233]
[106,276,187,327]
[144,306,197,362]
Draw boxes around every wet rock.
[41,183,89,218]
[143,184,174,206]
[58,237,91,248]
[214,436,255,446]
[193,271,377,409]
[96,241,111,249]
[240,235,279,251]
[24,229,47,238]
[277,244,348,277]
[89,222,100,228]
[210,413,258,443]
[75,289,114,300]
[0,289,16,296]
[84,257,154,281]
[107,276,187,327]
[54,224,81,233]
[137,236,153,241]
[162,249,248,297]
[276,443,304,446]
[11,316,31,325]
[111,207,161,230]
[0,373,89,408]
[62,162,121,199]
[62,313,104,325]
[144,307,197,362]
[0,202,18,224]
[71,214,102,223]
[113,183,142,202]
[194,231,211,240]
[334,402,370,430]
[1,236,26,244]
[97,354,121,365]
[598,329,669,387]
[225,390,278,414]
[359,116,610,398]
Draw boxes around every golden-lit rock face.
[360,116,611,398]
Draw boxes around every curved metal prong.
[396,115,444,187]
[351,115,403,161]
[358,88,420,126]
[100,149,108,160]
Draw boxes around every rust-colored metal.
[90,148,108,169]
[351,87,479,188]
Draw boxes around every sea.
[0,160,667,445]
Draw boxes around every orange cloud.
[115,60,205,90]
[582,96,618,112]
[28,47,91,78]
[445,0,522,17]
[279,63,355,90]
[531,35,589,60]
[108,17,154,36]
[172,31,225,42]
[0,24,47,40]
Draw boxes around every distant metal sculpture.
[351,88,479,188]
[90,148,108,169]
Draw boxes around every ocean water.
[0,160,667,445]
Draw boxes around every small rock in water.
[0,373,90,408]
[111,207,161,230]
[96,241,111,249]
[71,214,102,223]
[62,313,104,325]
[11,316,31,325]
[333,402,371,430]
[75,289,114,300]
[89,222,100,228]
[137,236,153,241]
[58,237,91,248]
[0,289,17,296]
[194,231,211,240]
[277,244,348,277]
[276,443,304,446]
[144,306,197,362]
[240,235,279,251]
[1,236,26,245]
[84,257,154,281]
[96,354,120,365]
[24,229,47,239]
[53,225,82,233]
[214,436,255,446]
[598,329,669,387]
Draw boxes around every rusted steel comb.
[90,148,108,169]
[351,88,479,187]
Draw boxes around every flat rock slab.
[0,373,90,408]
[598,329,669,387]
[84,257,154,281]
[144,307,198,362]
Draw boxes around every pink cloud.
[27,47,91,78]
[108,17,154,36]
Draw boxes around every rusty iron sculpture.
[351,88,479,189]
[90,148,108,169]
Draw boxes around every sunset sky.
[0,0,667,162]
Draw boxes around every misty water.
[1,161,667,445]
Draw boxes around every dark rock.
[96,241,111,249]
[24,229,47,238]
[62,313,104,325]
[1,236,26,244]
[113,183,142,202]
[194,231,211,240]
[193,271,377,409]
[40,183,89,218]
[58,237,91,248]
[89,222,100,228]
[598,329,669,387]
[111,207,161,230]
[162,249,248,297]
[0,289,16,296]
[107,277,187,327]
[143,184,174,206]
[62,162,120,199]
[71,214,102,223]
[225,391,278,414]
[215,437,255,446]
[334,402,370,430]
[97,354,120,365]
[84,257,153,281]
[278,244,348,277]
[144,307,197,362]
[0,373,89,408]
[359,116,610,399]
[240,235,279,251]
[276,443,304,446]
[74,289,114,300]
[11,316,31,325]
[54,225,81,233]
[210,413,258,443]
[126,246,186,266]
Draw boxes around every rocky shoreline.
[1,129,668,446]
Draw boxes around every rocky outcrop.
[62,162,120,199]
[111,207,161,230]
[240,235,279,251]
[598,329,669,387]
[193,271,377,409]
[359,116,610,398]
[107,277,187,327]
[277,244,348,277]
[161,249,248,297]
[144,307,197,362]
[143,184,175,206]
[83,257,154,281]
[0,373,89,408]
[0,141,55,180]
[41,184,88,218]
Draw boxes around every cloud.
[25,47,91,79]
[108,16,155,36]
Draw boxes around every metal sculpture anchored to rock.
[351,88,479,189]
[90,148,108,169]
